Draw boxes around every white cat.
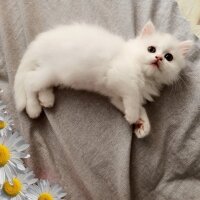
[14,21,193,138]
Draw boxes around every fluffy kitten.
[14,21,193,138]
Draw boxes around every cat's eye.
[164,53,173,61]
[148,46,156,53]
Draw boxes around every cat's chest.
[138,77,160,104]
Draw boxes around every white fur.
[14,21,193,138]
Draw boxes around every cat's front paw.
[134,118,150,138]
[26,102,42,119]
[38,89,55,108]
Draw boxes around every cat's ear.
[179,40,193,56]
[140,20,156,37]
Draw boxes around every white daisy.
[0,131,30,185]
[0,101,14,136]
[26,180,67,200]
[0,169,37,200]
[0,114,14,136]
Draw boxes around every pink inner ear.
[140,21,155,37]
[179,40,193,56]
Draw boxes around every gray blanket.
[0,0,200,199]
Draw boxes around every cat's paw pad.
[26,103,42,118]
[134,118,150,138]
[39,90,55,108]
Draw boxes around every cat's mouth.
[151,60,160,69]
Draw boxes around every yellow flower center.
[38,193,54,200]
[0,120,6,129]
[3,178,23,197]
[0,144,11,166]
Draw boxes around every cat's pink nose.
[155,55,163,61]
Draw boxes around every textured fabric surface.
[0,0,200,199]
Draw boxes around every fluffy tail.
[14,59,36,111]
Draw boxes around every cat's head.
[135,21,193,85]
